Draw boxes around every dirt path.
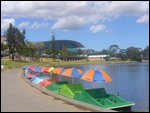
[1,69,91,112]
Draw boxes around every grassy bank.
[1,58,132,69]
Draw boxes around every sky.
[1,1,149,51]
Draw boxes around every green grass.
[1,58,131,69]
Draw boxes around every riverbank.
[1,58,133,69]
[21,69,116,112]
[1,69,92,112]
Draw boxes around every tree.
[1,43,8,51]
[22,40,31,57]
[126,47,141,61]
[100,49,109,55]
[108,44,120,57]
[77,49,83,56]
[60,48,70,61]
[45,48,52,56]
[36,42,45,61]
[142,46,149,58]
[16,44,26,60]
[1,42,8,57]
[4,23,26,61]
[116,49,128,60]
[26,41,37,61]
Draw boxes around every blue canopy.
[34,67,42,73]
[33,66,39,71]
[23,66,30,70]
[31,74,50,84]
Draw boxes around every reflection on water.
[58,62,149,112]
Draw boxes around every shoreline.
[21,70,116,112]
[1,59,137,69]
[1,69,92,112]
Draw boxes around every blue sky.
[1,1,149,51]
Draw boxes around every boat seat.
[110,98,117,103]
[86,88,107,98]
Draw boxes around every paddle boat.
[31,74,50,84]
[22,66,135,111]
[39,78,59,87]
[47,83,135,111]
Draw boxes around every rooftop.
[88,55,108,58]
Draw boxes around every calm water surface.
[59,62,149,112]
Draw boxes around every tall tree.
[108,44,120,57]
[126,47,141,61]
[4,23,26,61]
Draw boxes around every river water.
[59,62,149,112]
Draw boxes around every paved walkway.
[1,69,91,112]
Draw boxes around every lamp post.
[51,32,56,61]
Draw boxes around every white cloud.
[18,21,30,28]
[1,1,91,19]
[2,1,148,18]
[51,14,103,30]
[90,24,106,33]
[136,15,149,24]
[1,1,149,31]
[30,22,49,29]
[51,16,85,30]
[17,21,49,29]
[1,18,15,31]
[103,1,148,16]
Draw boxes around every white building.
[88,55,108,61]
[1,36,7,45]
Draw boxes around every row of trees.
[99,44,149,61]
[44,47,70,61]
[45,44,149,61]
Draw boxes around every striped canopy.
[48,67,55,72]
[29,65,35,70]
[51,67,65,74]
[33,66,39,71]
[80,68,112,82]
[61,67,82,77]
[34,67,42,73]
[23,66,30,70]
[42,67,51,73]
